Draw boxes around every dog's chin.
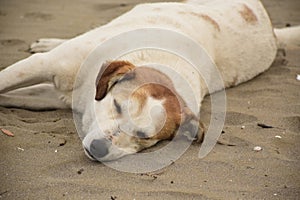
[86,152,131,162]
[83,146,96,161]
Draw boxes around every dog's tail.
[274,26,300,49]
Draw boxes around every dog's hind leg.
[30,38,67,53]
[274,26,300,49]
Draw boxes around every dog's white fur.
[0,0,298,161]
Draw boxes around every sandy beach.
[0,0,299,199]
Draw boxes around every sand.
[0,0,299,199]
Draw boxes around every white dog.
[0,0,298,161]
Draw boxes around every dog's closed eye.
[113,99,122,114]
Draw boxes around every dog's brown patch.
[239,4,257,24]
[17,72,25,78]
[117,67,184,140]
[132,68,198,141]
[129,84,182,143]
[146,83,182,140]
[130,88,148,116]
[152,7,161,12]
[179,11,220,32]
[146,16,182,29]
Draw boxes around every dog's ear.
[180,107,205,143]
[95,61,135,101]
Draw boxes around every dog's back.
[97,0,277,91]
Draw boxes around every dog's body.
[0,0,298,161]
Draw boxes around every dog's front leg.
[0,53,56,94]
[0,51,77,109]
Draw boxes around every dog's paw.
[29,38,66,53]
[195,121,206,143]
[181,120,206,143]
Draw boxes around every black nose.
[90,139,110,158]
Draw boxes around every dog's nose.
[90,139,110,158]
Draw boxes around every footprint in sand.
[225,111,257,126]
[22,12,53,21]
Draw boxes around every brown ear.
[95,61,135,101]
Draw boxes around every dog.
[0,0,299,162]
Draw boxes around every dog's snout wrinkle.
[90,139,110,158]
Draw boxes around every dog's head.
[82,61,200,161]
